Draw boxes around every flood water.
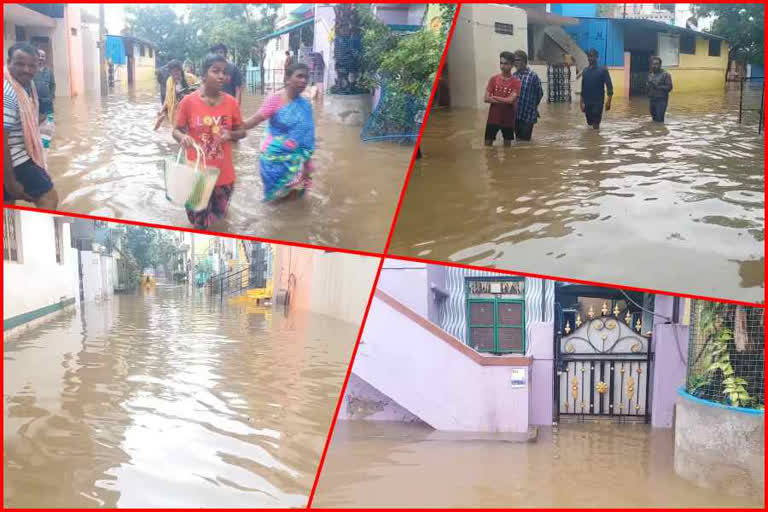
[39,84,411,252]
[314,421,765,508]
[4,283,358,507]
[392,87,765,303]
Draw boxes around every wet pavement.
[392,87,765,303]
[38,84,411,252]
[4,283,358,507]
[314,420,765,508]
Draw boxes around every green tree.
[123,226,179,278]
[124,5,191,66]
[379,29,443,96]
[694,4,764,64]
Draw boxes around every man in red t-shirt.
[484,51,522,147]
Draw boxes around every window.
[149,46,153,58]
[680,33,696,55]
[657,33,679,67]
[54,219,63,264]
[465,277,526,354]
[70,27,77,36]
[708,39,721,57]
[140,44,145,57]
[4,210,21,262]
[494,22,514,36]
[15,25,26,41]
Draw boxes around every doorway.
[629,51,652,96]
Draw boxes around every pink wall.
[354,292,531,432]
[528,323,554,426]
[651,295,688,428]
[274,245,315,312]
[65,5,84,97]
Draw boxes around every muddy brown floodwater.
[392,87,764,303]
[314,421,765,508]
[38,84,411,252]
[4,282,358,507]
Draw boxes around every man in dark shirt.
[34,48,55,119]
[647,56,673,123]
[209,43,242,104]
[580,48,613,130]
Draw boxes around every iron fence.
[738,77,765,134]
[686,300,764,409]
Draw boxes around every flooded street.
[393,87,764,303]
[4,282,358,507]
[42,84,411,252]
[314,421,765,508]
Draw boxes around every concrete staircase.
[544,25,588,72]
[351,290,533,432]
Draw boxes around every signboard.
[469,279,524,297]
[510,368,527,388]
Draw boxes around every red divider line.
[1,203,383,259]
[379,4,462,257]
[385,253,765,309]
[305,255,386,509]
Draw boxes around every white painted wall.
[79,250,116,303]
[377,260,429,318]
[313,4,336,92]
[355,292,531,432]
[3,210,79,321]
[307,252,379,325]
[449,4,528,109]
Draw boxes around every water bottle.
[40,113,54,149]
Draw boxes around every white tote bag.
[162,143,220,212]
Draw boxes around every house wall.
[273,246,377,325]
[64,5,84,96]
[550,4,597,18]
[313,5,336,91]
[669,37,729,92]
[81,23,99,92]
[133,42,156,83]
[4,211,79,327]
[564,18,625,67]
[448,4,528,109]
[79,250,116,303]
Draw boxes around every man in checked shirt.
[512,50,544,141]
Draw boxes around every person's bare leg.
[503,139,512,147]
[35,188,59,210]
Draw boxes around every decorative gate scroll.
[555,303,652,422]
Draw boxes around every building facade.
[341,260,691,433]
[4,210,79,338]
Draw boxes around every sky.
[79,3,187,35]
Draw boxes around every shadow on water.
[4,283,358,507]
[313,420,764,508]
[393,87,764,302]
[39,83,412,252]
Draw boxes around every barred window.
[4,210,21,262]
[494,22,514,36]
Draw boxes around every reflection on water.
[392,87,764,302]
[314,421,764,508]
[4,283,357,507]
[41,83,411,251]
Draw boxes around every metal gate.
[547,64,572,103]
[555,303,652,422]
[248,242,267,289]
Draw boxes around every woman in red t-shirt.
[173,54,244,229]
[484,51,521,147]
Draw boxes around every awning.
[256,18,314,42]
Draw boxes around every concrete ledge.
[674,387,764,496]
[4,297,76,332]
[374,289,533,367]
[3,301,76,341]
[322,93,372,126]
